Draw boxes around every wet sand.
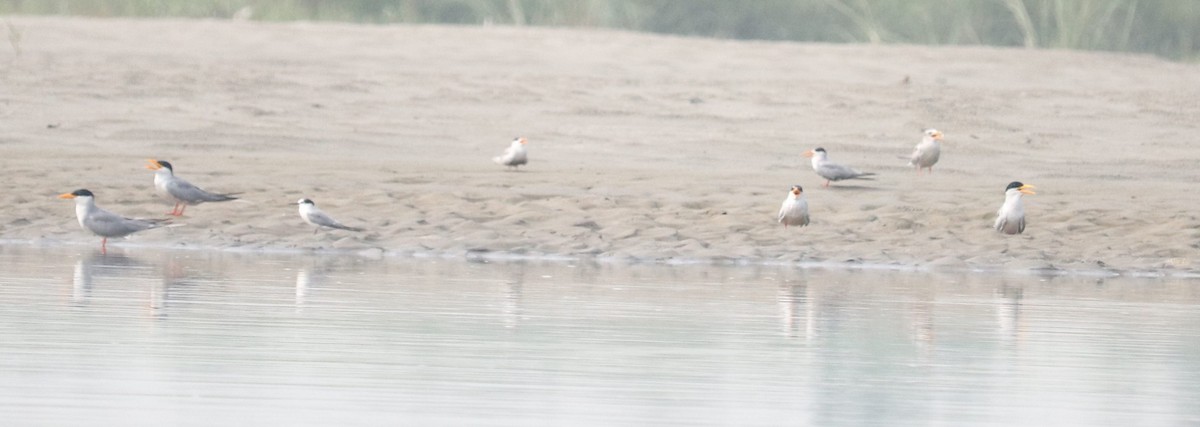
[1,17,1198,274]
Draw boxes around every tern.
[295,199,364,234]
[804,147,875,187]
[908,129,944,174]
[777,185,810,228]
[493,137,528,170]
[994,182,1035,235]
[146,159,239,216]
[58,189,170,253]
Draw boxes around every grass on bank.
[2,0,1197,60]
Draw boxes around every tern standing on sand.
[804,147,875,187]
[295,199,364,234]
[59,189,170,253]
[147,159,239,216]
[994,181,1035,234]
[908,129,944,174]
[493,137,528,170]
[777,185,810,228]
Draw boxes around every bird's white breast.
[998,192,1025,218]
[298,204,318,226]
[153,172,173,197]
[74,198,93,229]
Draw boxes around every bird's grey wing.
[309,210,362,231]
[994,212,1024,234]
[818,163,862,181]
[307,210,344,228]
[913,145,940,167]
[909,146,926,165]
[87,209,164,237]
[167,178,237,203]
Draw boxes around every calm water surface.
[1,246,1198,426]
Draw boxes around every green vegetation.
[3,0,1197,59]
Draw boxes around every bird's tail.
[857,172,877,180]
[142,218,176,230]
[211,193,241,202]
[332,224,365,232]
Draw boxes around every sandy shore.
[0,17,1197,274]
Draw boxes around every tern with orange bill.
[777,185,810,228]
[994,182,1036,234]
[908,128,944,174]
[804,147,875,187]
[146,159,239,216]
[58,189,170,253]
[493,137,529,170]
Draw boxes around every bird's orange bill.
[803,150,815,158]
[1019,184,1036,195]
[145,159,162,170]
[933,131,945,140]
[58,192,76,199]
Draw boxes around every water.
[1,246,1198,426]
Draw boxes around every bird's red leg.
[168,202,180,216]
[178,205,187,216]
[823,180,830,188]
[101,238,107,254]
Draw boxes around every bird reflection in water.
[70,250,223,321]
[71,250,147,306]
[293,259,344,311]
[777,282,816,341]
[499,266,526,329]
[994,281,1025,348]
[909,287,937,353]
[296,267,312,308]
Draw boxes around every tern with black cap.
[146,159,239,216]
[58,189,170,253]
[803,147,875,187]
[994,181,1036,235]
[295,199,364,234]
